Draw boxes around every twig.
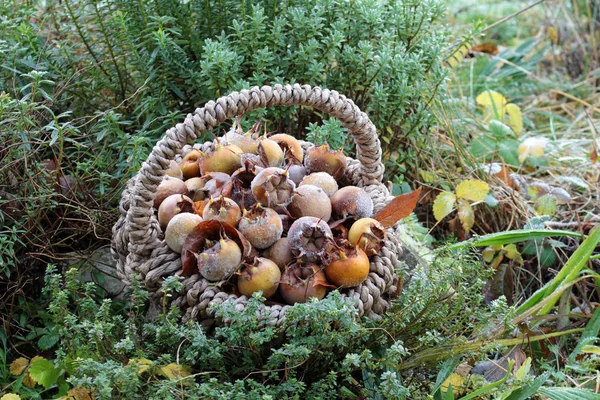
[483,0,547,33]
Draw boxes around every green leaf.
[581,345,600,355]
[488,120,514,139]
[535,195,557,216]
[444,229,581,251]
[568,299,600,363]
[470,135,497,159]
[38,332,59,350]
[538,387,600,400]
[432,356,461,399]
[433,191,457,221]
[498,139,521,166]
[517,225,600,315]
[504,372,549,400]
[459,360,514,400]
[28,357,59,389]
[514,357,531,381]
[484,194,499,207]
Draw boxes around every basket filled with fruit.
[111,84,416,326]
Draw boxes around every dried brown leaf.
[374,187,422,228]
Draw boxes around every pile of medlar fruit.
[154,121,386,305]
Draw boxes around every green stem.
[91,1,128,101]
[63,0,111,79]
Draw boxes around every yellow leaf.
[457,199,475,234]
[518,137,548,163]
[547,26,559,44]
[433,191,456,221]
[128,358,153,375]
[1,394,22,400]
[441,372,464,392]
[9,357,29,376]
[503,244,523,264]
[23,374,36,388]
[506,103,523,135]
[482,246,498,263]
[446,42,471,69]
[515,357,531,381]
[456,179,490,202]
[159,363,191,379]
[476,90,507,117]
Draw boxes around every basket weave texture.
[111,84,405,326]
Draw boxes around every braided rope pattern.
[111,84,403,326]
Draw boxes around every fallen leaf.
[591,146,598,165]
[373,187,422,228]
[441,372,464,393]
[456,179,490,202]
[503,244,523,264]
[63,387,93,400]
[433,191,457,221]
[506,103,523,135]
[476,90,507,117]
[457,199,475,234]
[518,137,548,163]
[482,245,502,263]
[535,194,557,216]
[159,363,192,379]
[1,394,21,400]
[472,43,499,55]
[9,357,28,376]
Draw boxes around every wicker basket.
[111,84,406,326]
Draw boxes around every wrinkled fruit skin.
[348,218,386,256]
[287,216,333,262]
[324,245,370,287]
[202,196,242,227]
[164,213,203,253]
[287,163,307,186]
[288,184,332,221]
[262,238,294,269]
[300,172,338,198]
[305,144,347,179]
[198,238,242,281]
[250,167,296,209]
[166,160,183,179]
[158,194,195,229]
[237,258,281,299]
[154,176,189,209]
[280,263,329,305]
[331,186,374,219]
[238,206,283,249]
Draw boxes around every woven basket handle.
[126,84,384,243]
